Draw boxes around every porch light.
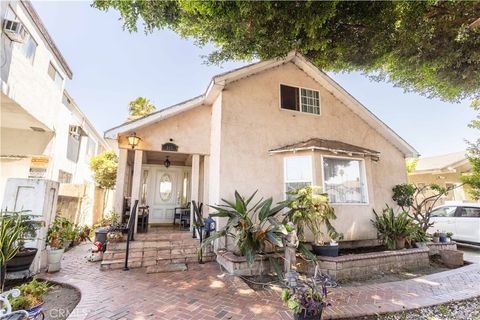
[164,156,171,168]
[127,132,141,149]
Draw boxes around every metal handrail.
[191,201,205,264]
[123,200,138,271]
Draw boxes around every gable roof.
[269,138,380,159]
[412,151,469,173]
[104,52,419,158]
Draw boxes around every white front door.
[148,168,182,224]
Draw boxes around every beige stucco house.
[408,151,477,204]
[105,52,418,242]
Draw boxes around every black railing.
[191,201,205,264]
[123,200,138,271]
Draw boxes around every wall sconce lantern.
[127,132,141,149]
[164,156,171,168]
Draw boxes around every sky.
[32,1,477,158]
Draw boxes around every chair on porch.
[174,202,190,229]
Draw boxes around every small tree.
[128,97,156,117]
[89,151,118,217]
[392,183,453,231]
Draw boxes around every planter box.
[440,249,464,268]
[297,248,430,281]
[426,242,457,256]
[216,249,282,276]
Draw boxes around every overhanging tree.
[89,151,118,217]
[461,101,480,199]
[93,1,480,102]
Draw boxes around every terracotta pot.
[395,237,406,249]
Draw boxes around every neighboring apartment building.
[408,151,477,204]
[0,0,110,225]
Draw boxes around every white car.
[429,203,480,244]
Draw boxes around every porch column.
[131,149,143,234]
[202,155,210,207]
[114,148,128,216]
[190,154,200,230]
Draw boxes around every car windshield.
[430,206,457,217]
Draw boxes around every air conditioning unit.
[69,125,81,139]
[3,19,25,43]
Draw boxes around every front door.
[148,168,182,224]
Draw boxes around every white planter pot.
[47,248,64,273]
[446,238,451,243]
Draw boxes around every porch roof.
[269,138,380,158]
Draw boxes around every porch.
[115,148,210,234]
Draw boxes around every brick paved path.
[40,244,480,320]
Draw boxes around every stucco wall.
[217,62,408,241]
[118,104,212,155]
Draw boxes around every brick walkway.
[40,244,480,320]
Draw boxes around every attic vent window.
[280,84,320,115]
[162,142,178,152]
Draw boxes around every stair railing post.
[124,200,138,271]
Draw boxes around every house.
[105,52,418,244]
[0,0,111,226]
[408,151,476,204]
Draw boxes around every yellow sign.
[30,156,49,168]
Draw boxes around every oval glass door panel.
[159,174,172,201]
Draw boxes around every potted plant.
[439,231,448,243]
[46,216,67,272]
[0,213,25,291]
[409,224,429,248]
[284,186,343,257]
[201,190,288,267]
[446,232,453,243]
[432,230,440,243]
[2,210,42,273]
[75,225,91,244]
[371,207,413,250]
[10,278,49,318]
[281,281,327,320]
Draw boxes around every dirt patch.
[338,256,451,287]
[42,282,80,320]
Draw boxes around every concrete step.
[146,263,187,274]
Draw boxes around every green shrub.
[10,278,49,310]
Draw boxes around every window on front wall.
[323,157,367,204]
[58,170,72,184]
[284,155,312,197]
[280,84,320,115]
[67,125,81,162]
[21,33,37,64]
[48,62,63,90]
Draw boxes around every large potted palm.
[284,186,343,257]
[202,191,288,266]
[4,211,42,273]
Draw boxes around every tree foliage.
[392,183,451,231]
[89,151,118,190]
[128,97,156,117]
[93,1,480,102]
[461,101,480,199]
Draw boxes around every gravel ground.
[349,296,480,320]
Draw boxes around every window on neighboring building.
[5,6,37,64]
[284,155,313,197]
[85,136,96,163]
[48,62,63,89]
[280,84,320,115]
[58,170,72,184]
[323,156,367,204]
[21,33,37,64]
[66,125,81,162]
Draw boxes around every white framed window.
[280,84,320,115]
[284,155,313,197]
[322,156,368,204]
[21,33,37,64]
